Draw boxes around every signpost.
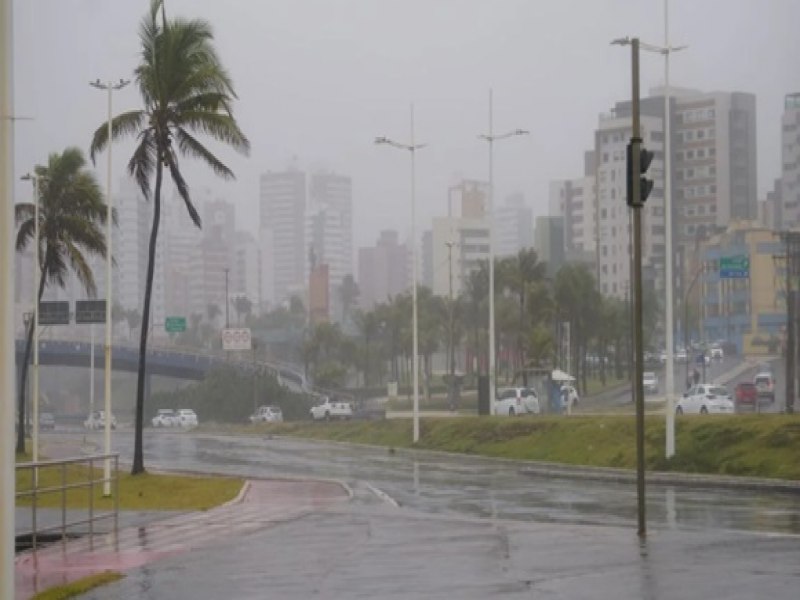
[222,327,251,351]
[75,299,106,324]
[719,255,750,279]
[38,301,70,325]
[165,316,187,333]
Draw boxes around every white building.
[549,166,596,261]
[779,93,800,228]
[494,193,533,257]
[259,169,306,306]
[233,231,261,315]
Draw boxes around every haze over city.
[12,0,800,249]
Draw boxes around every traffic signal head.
[626,139,655,207]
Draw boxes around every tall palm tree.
[90,0,249,474]
[15,147,107,453]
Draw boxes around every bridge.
[14,338,308,393]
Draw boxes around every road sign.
[38,301,70,325]
[75,299,107,324]
[719,255,750,279]
[222,327,251,351]
[165,316,187,333]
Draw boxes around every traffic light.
[626,137,655,207]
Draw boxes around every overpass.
[14,338,308,392]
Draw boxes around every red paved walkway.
[15,479,348,599]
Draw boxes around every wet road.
[64,430,800,600]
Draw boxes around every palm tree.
[90,0,249,474]
[15,147,107,453]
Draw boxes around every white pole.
[410,103,419,443]
[90,323,95,413]
[0,0,15,593]
[487,88,496,404]
[32,177,40,470]
[103,83,113,496]
[664,0,676,458]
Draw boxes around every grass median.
[246,414,800,481]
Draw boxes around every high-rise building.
[358,230,409,309]
[260,169,306,306]
[494,193,533,257]
[421,229,433,290]
[549,150,597,265]
[233,231,260,314]
[534,216,565,278]
[307,172,353,321]
[779,93,800,228]
[188,199,235,323]
[161,189,203,323]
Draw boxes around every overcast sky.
[11,0,800,249]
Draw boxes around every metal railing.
[15,453,119,552]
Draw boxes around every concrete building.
[549,165,596,262]
[431,216,489,298]
[421,229,433,290]
[534,216,565,278]
[779,93,800,228]
[357,230,409,309]
[161,188,203,326]
[307,172,353,322]
[233,231,260,320]
[260,169,306,306]
[494,193,533,257]
[698,222,785,354]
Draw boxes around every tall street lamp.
[634,5,687,458]
[478,89,528,403]
[375,104,427,443]
[20,173,43,471]
[90,77,129,496]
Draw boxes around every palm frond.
[63,239,98,297]
[179,110,250,155]
[175,127,234,179]
[164,149,201,228]
[127,131,156,199]
[90,111,147,164]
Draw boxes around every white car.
[250,405,283,424]
[754,372,776,400]
[175,408,199,428]
[643,372,659,394]
[84,410,117,430]
[310,397,353,421]
[152,409,177,427]
[676,384,734,415]
[710,346,724,360]
[494,387,540,416]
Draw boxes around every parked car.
[734,382,759,411]
[250,405,283,424]
[39,412,56,431]
[175,408,199,428]
[643,372,659,395]
[754,372,776,401]
[676,384,734,415]
[152,409,177,427]
[710,345,724,360]
[494,387,540,416]
[84,410,117,430]
[560,385,579,408]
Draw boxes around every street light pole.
[1,0,15,592]
[224,267,230,329]
[375,105,427,442]
[478,90,528,402]
[90,77,129,496]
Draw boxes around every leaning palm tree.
[15,147,108,453]
[90,0,249,474]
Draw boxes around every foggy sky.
[11,0,800,250]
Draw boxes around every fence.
[15,453,119,552]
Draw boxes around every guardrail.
[15,453,119,552]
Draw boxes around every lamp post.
[90,78,129,496]
[634,2,687,459]
[375,104,426,443]
[478,89,528,403]
[20,173,42,470]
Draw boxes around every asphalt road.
[60,430,800,600]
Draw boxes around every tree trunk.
[132,160,163,475]
[17,266,47,454]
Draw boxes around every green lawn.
[30,572,124,600]
[256,414,800,481]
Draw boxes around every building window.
[687,150,694,159]
[710,147,716,156]
[603,152,609,163]
[698,149,705,158]
[697,129,705,139]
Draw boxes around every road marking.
[365,482,400,507]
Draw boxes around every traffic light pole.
[629,38,647,538]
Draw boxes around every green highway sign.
[165,316,187,333]
[719,255,750,279]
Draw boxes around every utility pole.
[779,231,800,414]
[446,240,456,410]
[224,267,230,329]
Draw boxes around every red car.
[734,382,758,410]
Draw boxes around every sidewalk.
[15,478,349,599]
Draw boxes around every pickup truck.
[310,397,354,421]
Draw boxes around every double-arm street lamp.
[90,77,129,496]
[478,89,528,403]
[375,104,427,443]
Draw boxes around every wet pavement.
[17,422,800,598]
